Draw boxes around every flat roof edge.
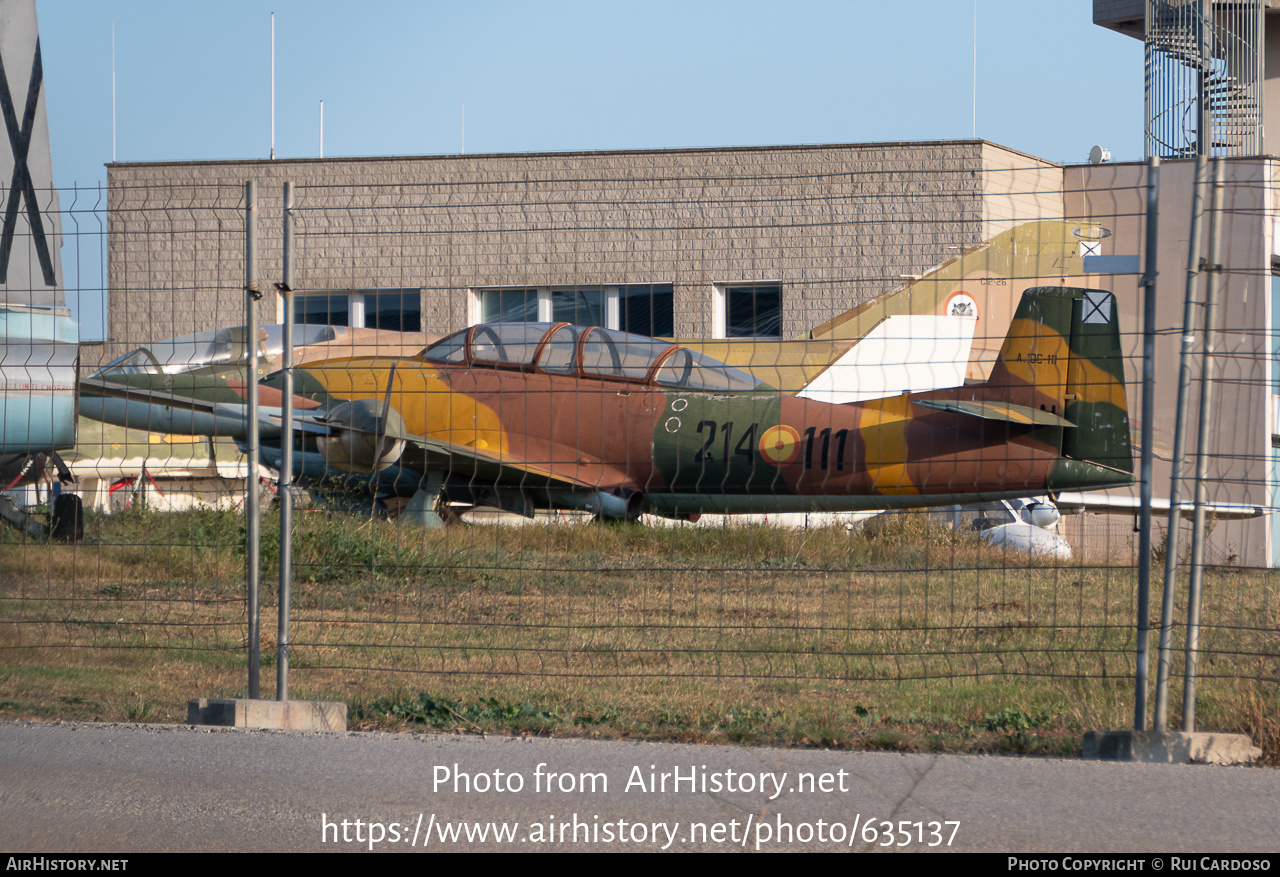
[106,139,1056,170]
[1064,154,1280,167]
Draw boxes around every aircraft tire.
[50,494,84,543]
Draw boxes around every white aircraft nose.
[1029,504,1061,529]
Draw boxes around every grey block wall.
[102,140,1061,365]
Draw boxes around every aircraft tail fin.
[983,287,1132,474]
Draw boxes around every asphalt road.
[1,720,1277,853]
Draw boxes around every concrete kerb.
[1082,730,1262,765]
[188,698,347,732]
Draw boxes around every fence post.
[244,180,261,700]
[1183,156,1225,732]
[277,181,295,702]
[1154,153,1208,729]
[1134,155,1160,732]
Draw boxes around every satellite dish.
[1088,145,1111,165]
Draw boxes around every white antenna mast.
[111,23,116,162]
[461,104,465,154]
[270,12,275,160]
[972,0,977,139]
[319,100,324,158]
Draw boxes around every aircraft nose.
[1029,504,1061,528]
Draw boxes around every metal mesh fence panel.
[1,151,1276,750]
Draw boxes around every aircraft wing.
[397,431,629,494]
[80,375,319,440]
[1054,491,1270,520]
[80,376,225,414]
[82,375,627,496]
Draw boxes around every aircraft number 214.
[694,420,850,470]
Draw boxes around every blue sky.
[35,1,1144,337]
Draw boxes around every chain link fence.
[2,154,1277,750]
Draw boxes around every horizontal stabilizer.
[1055,492,1269,520]
[914,398,1075,428]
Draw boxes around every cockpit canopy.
[93,325,339,377]
[421,322,773,392]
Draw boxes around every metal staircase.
[1145,0,1263,158]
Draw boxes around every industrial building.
[100,140,1062,361]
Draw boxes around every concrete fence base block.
[187,698,347,732]
[1082,730,1262,765]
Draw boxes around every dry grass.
[1,506,1276,761]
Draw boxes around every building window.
[480,288,539,323]
[295,293,352,327]
[718,284,782,338]
[551,288,604,326]
[364,291,422,332]
[294,289,421,332]
[472,285,674,337]
[620,284,675,337]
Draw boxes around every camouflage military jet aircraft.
[81,286,1132,522]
